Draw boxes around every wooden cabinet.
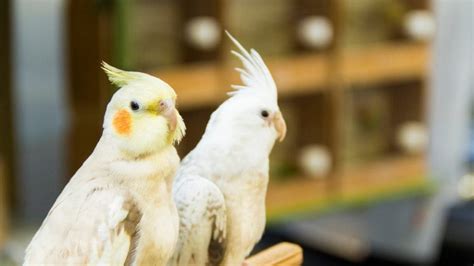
[67,0,433,220]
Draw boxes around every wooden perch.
[245,242,303,265]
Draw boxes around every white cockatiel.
[24,63,186,265]
[170,32,287,266]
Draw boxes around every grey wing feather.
[170,176,227,266]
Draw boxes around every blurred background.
[0,0,473,265]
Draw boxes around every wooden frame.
[0,160,7,247]
[0,0,13,247]
[66,0,114,176]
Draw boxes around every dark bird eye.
[260,110,269,118]
[130,101,140,111]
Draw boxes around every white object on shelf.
[404,10,436,41]
[299,145,332,178]
[396,122,428,154]
[297,16,333,49]
[458,173,474,199]
[185,16,221,51]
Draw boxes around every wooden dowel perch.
[245,242,303,266]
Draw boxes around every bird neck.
[91,135,179,193]
[183,133,271,183]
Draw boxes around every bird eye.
[130,101,140,111]
[260,110,269,118]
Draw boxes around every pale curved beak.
[159,98,177,132]
[273,111,287,142]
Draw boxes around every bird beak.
[159,98,177,132]
[273,111,287,142]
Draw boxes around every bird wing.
[170,176,227,266]
[24,187,141,266]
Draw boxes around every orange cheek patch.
[113,109,132,136]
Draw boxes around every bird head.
[205,32,286,151]
[101,62,186,157]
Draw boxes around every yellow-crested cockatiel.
[24,63,186,265]
[169,32,286,266]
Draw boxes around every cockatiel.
[170,32,287,266]
[24,63,186,265]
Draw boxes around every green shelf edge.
[266,177,437,224]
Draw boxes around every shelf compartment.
[266,155,432,222]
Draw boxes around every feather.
[171,177,227,266]
[225,31,278,102]
[101,62,172,92]
[101,62,138,87]
[24,188,142,266]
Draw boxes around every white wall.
[430,0,474,183]
[12,0,68,221]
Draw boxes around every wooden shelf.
[258,53,329,97]
[155,63,223,110]
[153,43,428,110]
[340,42,429,86]
[153,53,329,110]
[266,155,431,222]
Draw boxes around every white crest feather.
[225,31,278,102]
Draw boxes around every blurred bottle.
[180,0,222,63]
[295,0,333,52]
[299,145,332,178]
[396,121,428,155]
[403,10,435,42]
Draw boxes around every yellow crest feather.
[101,62,137,87]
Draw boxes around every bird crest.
[226,31,278,103]
[101,62,143,87]
[101,62,177,99]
